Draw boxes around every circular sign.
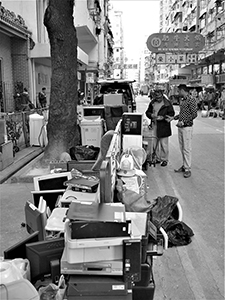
[146,33,205,53]
[151,37,161,48]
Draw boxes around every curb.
[0,148,44,184]
[10,152,46,183]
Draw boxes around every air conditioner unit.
[87,0,95,10]
[209,8,214,14]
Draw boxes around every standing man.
[174,84,198,178]
[145,84,175,166]
[38,87,47,108]
[220,86,225,120]
[205,85,216,111]
[198,88,206,110]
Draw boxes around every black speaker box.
[135,263,152,287]
[132,280,155,300]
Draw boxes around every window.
[0,58,4,112]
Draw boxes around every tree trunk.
[43,0,78,162]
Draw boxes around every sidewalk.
[0,146,44,184]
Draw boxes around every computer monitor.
[26,237,64,283]
[33,172,72,191]
[83,106,105,119]
[24,201,47,241]
[4,231,39,260]
[31,189,65,212]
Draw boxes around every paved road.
[137,95,224,300]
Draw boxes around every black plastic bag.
[163,219,194,247]
[150,195,179,228]
[69,146,100,161]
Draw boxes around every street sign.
[146,32,205,53]
[113,64,138,69]
[156,53,198,65]
[156,53,198,64]
[156,53,166,64]
[186,53,198,63]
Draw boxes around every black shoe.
[183,170,191,178]
[161,161,167,167]
[156,159,161,164]
[174,166,185,173]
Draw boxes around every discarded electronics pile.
[1,167,165,300]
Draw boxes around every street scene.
[1,95,224,300]
[0,0,225,299]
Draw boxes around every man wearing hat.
[145,84,175,167]
[174,84,198,178]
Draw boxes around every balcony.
[173,2,182,19]
[215,73,225,84]
[75,0,98,53]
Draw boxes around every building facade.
[148,0,225,88]
[109,9,125,79]
[0,0,113,112]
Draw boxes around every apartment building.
[156,0,225,87]
[109,9,125,79]
[0,0,113,112]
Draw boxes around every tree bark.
[43,0,78,161]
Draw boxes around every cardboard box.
[104,94,124,106]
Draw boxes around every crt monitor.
[4,231,39,260]
[33,172,72,191]
[26,237,65,283]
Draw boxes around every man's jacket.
[145,96,175,138]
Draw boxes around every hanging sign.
[146,32,205,53]
[156,53,198,64]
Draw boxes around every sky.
[111,0,160,59]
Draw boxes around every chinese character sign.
[114,64,138,69]
[155,53,197,64]
[147,33,205,53]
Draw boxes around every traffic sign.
[146,32,205,53]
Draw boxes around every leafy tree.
[43,0,79,161]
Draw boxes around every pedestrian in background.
[21,88,34,111]
[145,84,175,167]
[174,84,198,178]
[219,86,225,120]
[205,85,216,111]
[198,88,206,110]
[38,87,47,108]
